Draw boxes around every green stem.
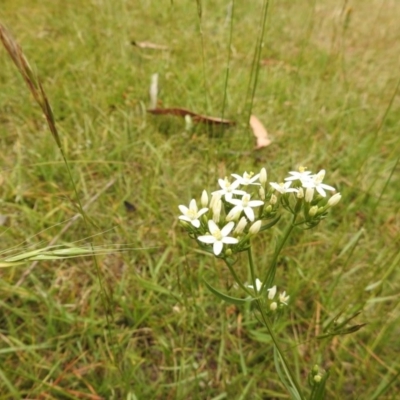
[263,213,297,289]
[224,258,252,296]
[247,247,258,295]
[256,300,306,400]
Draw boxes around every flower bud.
[305,187,314,203]
[309,205,318,217]
[270,302,278,311]
[267,285,277,300]
[212,199,222,223]
[201,190,209,208]
[209,193,221,209]
[249,220,262,235]
[226,209,241,222]
[270,194,277,205]
[296,187,304,199]
[259,186,266,200]
[327,192,341,207]
[314,375,322,383]
[234,216,247,235]
[184,114,193,131]
[259,167,267,185]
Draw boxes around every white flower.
[247,278,262,292]
[267,285,277,300]
[279,291,290,305]
[231,171,261,186]
[212,177,246,200]
[198,220,238,256]
[302,169,335,197]
[178,199,208,228]
[227,194,264,222]
[327,192,341,207]
[284,167,312,184]
[269,181,298,194]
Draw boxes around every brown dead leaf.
[250,115,272,149]
[131,41,169,50]
[147,107,235,126]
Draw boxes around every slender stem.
[263,213,297,288]
[224,258,252,296]
[256,299,306,400]
[247,247,258,295]
[221,0,234,126]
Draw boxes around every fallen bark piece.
[131,41,169,50]
[147,107,235,126]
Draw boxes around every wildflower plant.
[178,166,353,399]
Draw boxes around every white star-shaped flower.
[301,169,335,197]
[227,194,264,222]
[231,171,261,186]
[198,220,238,256]
[284,166,313,184]
[279,291,290,305]
[212,177,247,201]
[178,199,208,228]
[269,181,299,194]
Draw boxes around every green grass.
[0,0,399,398]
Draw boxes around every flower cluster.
[248,279,290,311]
[178,166,340,257]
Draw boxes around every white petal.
[191,219,200,228]
[248,200,264,207]
[244,207,255,221]
[249,174,260,183]
[320,183,336,191]
[227,198,241,206]
[198,235,216,244]
[178,205,189,214]
[213,241,223,255]
[197,208,209,217]
[207,220,219,234]
[269,182,283,192]
[222,237,238,244]
[189,199,198,212]
[179,216,191,223]
[221,221,235,236]
[217,178,226,189]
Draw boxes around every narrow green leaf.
[260,215,281,231]
[203,279,253,306]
